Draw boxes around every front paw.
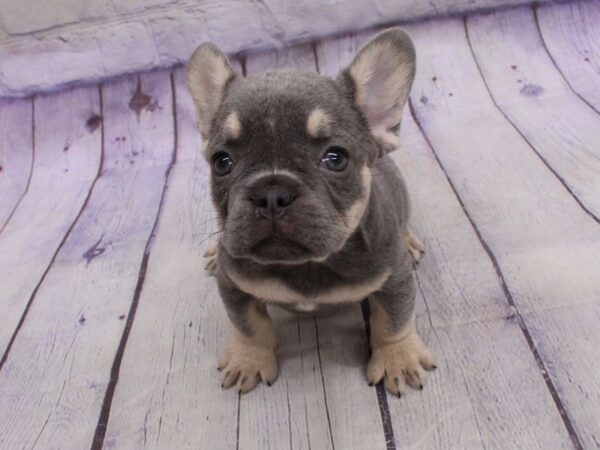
[203,244,218,276]
[367,330,435,397]
[218,338,278,393]
[404,228,425,265]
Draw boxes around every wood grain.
[467,7,600,221]
[317,32,511,328]
[318,29,574,448]
[0,86,101,357]
[524,303,600,450]
[0,98,33,230]
[1,4,599,448]
[244,43,385,450]
[394,111,573,449]
[102,68,239,450]
[406,17,600,448]
[537,0,600,112]
[0,72,174,449]
[409,18,600,314]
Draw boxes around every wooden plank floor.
[1,2,599,448]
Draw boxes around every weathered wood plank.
[0,72,174,449]
[393,112,573,449]
[240,307,334,450]
[314,31,368,77]
[398,116,512,327]
[467,7,600,221]
[410,18,600,313]
[318,30,572,448]
[0,98,33,229]
[0,86,101,357]
[102,68,239,450]
[244,43,384,450]
[312,304,383,449]
[537,0,600,112]
[406,17,600,448]
[1,7,597,449]
[524,303,600,450]
[407,312,576,449]
[317,32,510,328]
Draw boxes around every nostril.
[249,195,268,208]
[250,188,297,219]
[277,193,296,208]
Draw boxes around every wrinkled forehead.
[217,71,353,143]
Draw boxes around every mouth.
[250,236,311,264]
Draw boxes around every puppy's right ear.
[186,43,236,139]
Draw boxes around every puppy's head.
[187,29,415,265]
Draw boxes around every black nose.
[250,188,297,219]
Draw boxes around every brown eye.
[212,151,233,176]
[321,146,349,172]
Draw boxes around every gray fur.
[188,28,418,337]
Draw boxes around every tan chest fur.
[227,268,392,311]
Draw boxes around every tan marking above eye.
[224,111,241,140]
[306,107,331,139]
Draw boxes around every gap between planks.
[408,98,584,450]
[0,86,104,372]
[0,71,176,449]
[532,4,600,116]
[99,67,239,450]
[404,13,600,447]
[0,98,35,235]
[1,6,596,444]
[464,14,600,226]
[91,72,179,450]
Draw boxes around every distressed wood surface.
[245,43,385,450]
[243,307,335,450]
[406,17,600,448]
[409,18,600,314]
[0,85,101,357]
[393,112,573,450]
[318,31,572,449]
[537,0,600,112]
[1,3,599,449]
[0,0,564,100]
[102,68,239,450]
[0,98,33,229]
[467,7,600,221]
[524,303,600,450]
[317,32,510,328]
[0,72,174,449]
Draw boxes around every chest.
[227,267,391,311]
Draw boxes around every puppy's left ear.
[187,43,236,139]
[339,28,416,153]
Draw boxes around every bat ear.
[339,28,416,152]
[186,43,236,139]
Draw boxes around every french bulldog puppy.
[187,28,435,395]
